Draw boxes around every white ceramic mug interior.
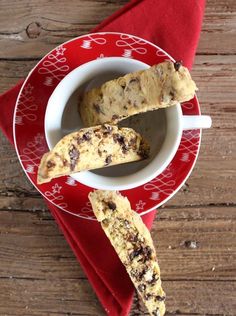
[45,57,211,190]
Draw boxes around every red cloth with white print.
[0,0,205,315]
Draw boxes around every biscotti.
[89,190,166,316]
[37,124,149,184]
[79,60,197,127]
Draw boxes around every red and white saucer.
[13,32,201,220]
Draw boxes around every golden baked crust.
[37,124,149,184]
[79,60,197,127]
[89,190,166,316]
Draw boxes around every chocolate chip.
[107,201,116,211]
[98,149,102,157]
[174,61,182,71]
[138,284,146,292]
[123,105,128,110]
[152,308,160,316]
[69,145,80,171]
[93,103,101,113]
[127,233,139,243]
[123,220,130,229]
[147,273,159,285]
[156,295,166,302]
[46,160,56,169]
[141,98,147,104]
[144,293,152,300]
[105,155,112,166]
[129,247,142,261]
[76,132,91,144]
[103,125,113,136]
[130,267,149,282]
[82,132,91,141]
[113,134,128,153]
[138,267,148,280]
[121,145,128,154]
[76,137,83,145]
[137,246,153,263]
[129,137,137,149]
[112,114,119,121]
[103,124,113,132]
[130,269,139,280]
[113,133,124,145]
[142,246,152,259]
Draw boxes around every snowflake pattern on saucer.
[38,45,70,86]
[44,183,68,209]
[19,133,45,175]
[116,34,147,58]
[15,83,38,125]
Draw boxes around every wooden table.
[0,1,235,315]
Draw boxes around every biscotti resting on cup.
[37,124,149,184]
[89,190,166,316]
[79,60,197,127]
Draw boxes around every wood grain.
[0,208,235,315]
[1,278,235,315]
[1,207,235,281]
[0,0,236,315]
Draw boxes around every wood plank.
[0,208,235,315]
[0,210,86,279]
[199,0,236,54]
[1,277,235,316]
[131,281,236,315]
[0,0,235,58]
[0,278,105,316]
[155,206,236,281]
[0,0,126,59]
[1,278,235,315]
[0,207,235,281]
[0,59,37,94]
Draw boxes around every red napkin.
[0,0,205,315]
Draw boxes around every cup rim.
[45,56,183,190]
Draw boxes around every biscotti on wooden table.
[89,190,166,316]
[79,60,197,127]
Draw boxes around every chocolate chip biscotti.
[37,124,149,184]
[89,190,166,316]
[79,60,197,127]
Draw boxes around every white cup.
[45,57,211,190]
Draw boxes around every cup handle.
[182,115,212,130]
